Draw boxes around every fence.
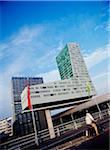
[1,109,109,149]
[53,109,109,137]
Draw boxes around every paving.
[69,129,109,150]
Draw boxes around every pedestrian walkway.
[52,136,93,150]
[39,116,109,150]
[69,129,109,150]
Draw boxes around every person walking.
[85,110,99,136]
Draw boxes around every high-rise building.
[56,44,73,80]
[56,42,96,96]
[11,77,43,118]
[11,77,48,138]
[56,43,92,83]
[21,43,96,111]
[13,110,47,137]
[21,42,96,140]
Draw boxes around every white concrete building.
[21,43,96,110]
[56,43,93,84]
[21,42,96,140]
[21,79,96,110]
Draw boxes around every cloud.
[92,71,110,81]
[0,25,43,62]
[84,44,110,69]
[33,40,63,70]
[83,44,109,95]
[94,24,104,31]
[11,25,43,46]
[107,22,110,31]
[0,24,64,119]
[38,69,60,83]
[92,71,110,95]
[0,11,109,119]
[0,23,64,74]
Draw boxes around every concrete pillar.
[45,109,55,139]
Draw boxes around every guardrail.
[53,109,110,137]
[0,133,35,150]
[0,109,109,150]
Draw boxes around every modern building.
[56,43,93,85]
[0,117,12,136]
[21,43,96,111]
[13,110,47,139]
[11,77,43,119]
[21,78,96,111]
[21,43,96,140]
[52,93,110,126]
[11,77,47,138]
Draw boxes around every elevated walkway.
[0,110,109,150]
[39,116,109,150]
[68,129,109,150]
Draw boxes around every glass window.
[23,113,27,123]
[18,114,22,122]
[34,111,38,120]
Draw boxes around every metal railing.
[1,109,109,149]
[53,109,110,138]
[0,133,35,149]
[37,108,109,140]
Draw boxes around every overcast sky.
[0,1,109,119]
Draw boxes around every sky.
[0,1,109,119]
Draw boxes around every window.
[50,94,56,96]
[43,94,50,97]
[27,112,31,121]
[31,95,40,98]
[34,111,38,120]
[35,91,39,93]
[41,86,47,89]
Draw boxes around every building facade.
[20,42,96,140]
[21,43,96,111]
[11,77,43,118]
[56,43,94,86]
[13,110,47,138]
[11,77,48,137]
[21,78,96,110]
[56,44,73,79]
[0,117,12,136]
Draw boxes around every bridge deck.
[0,115,109,150]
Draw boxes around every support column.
[45,109,55,139]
